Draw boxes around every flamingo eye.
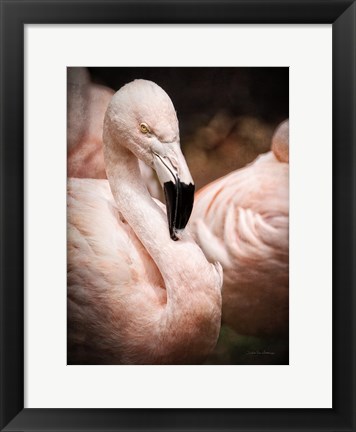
[140,123,150,134]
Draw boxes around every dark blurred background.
[89,67,288,131]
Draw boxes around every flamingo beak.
[153,151,195,241]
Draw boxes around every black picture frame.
[1,1,355,431]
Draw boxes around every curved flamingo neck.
[102,124,222,362]
[103,131,180,284]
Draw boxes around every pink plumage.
[191,121,289,336]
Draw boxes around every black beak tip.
[164,180,195,241]
[170,231,179,241]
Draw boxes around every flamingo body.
[191,121,289,336]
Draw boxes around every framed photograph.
[1,0,355,431]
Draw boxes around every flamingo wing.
[191,152,289,336]
[67,178,166,363]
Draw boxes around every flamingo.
[191,120,289,337]
[67,79,223,365]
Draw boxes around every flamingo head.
[272,119,289,163]
[104,79,195,240]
